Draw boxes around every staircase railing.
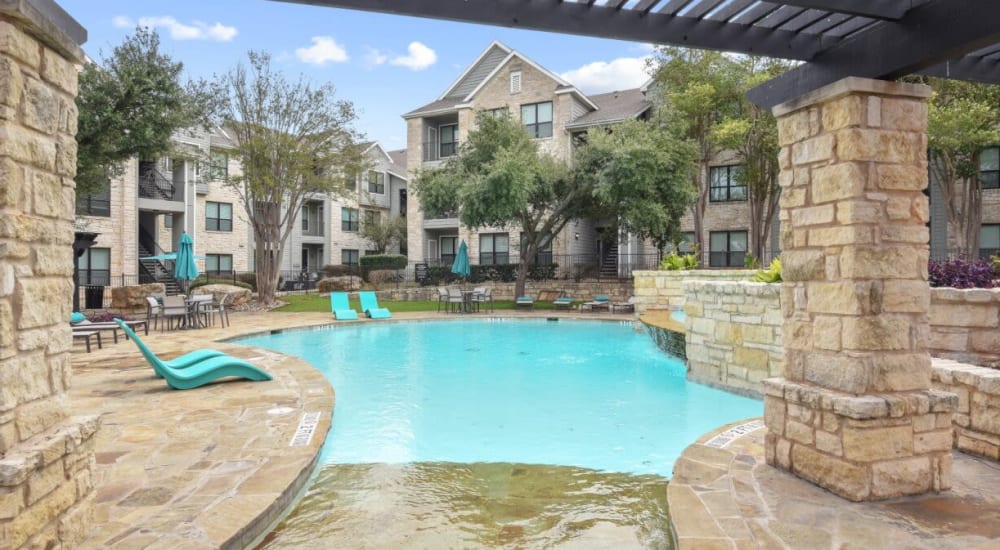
[138,226,176,280]
[138,163,178,201]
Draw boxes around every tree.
[414,114,694,298]
[362,215,407,254]
[75,27,213,198]
[914,78,1000,257]
[215,52,365,305]
[712,57,790,263]
[650,48,743,264]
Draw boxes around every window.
[76,189,111,216]
[301,206,310,231]
[341,207,359,232]
[510,70,521,94]
[521,232,553,265]
[209,150,228,181]
[367,171,385,194]
[205,201,232,232]
[364,210,381,228]
[673,232,696,254]
[485,107,509,119]
[709,231,747,268]
[981,224,1000,259]
[440,236,457,264]
[479,233,510,265]
[981,146,999,189]
[164,214,173,229]
[346,172,358,191]
[440,124,458,158]
[710,165,747,202]
[77,247,110,286]
[205,254,233,274]
[521,102,553,139]
[341,249,359,266]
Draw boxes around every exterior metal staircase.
[599,241,619,278]
[138,227,181,295]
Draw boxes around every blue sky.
[58,0,656,151]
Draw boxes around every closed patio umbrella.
[451,240,471,279]
[173,232,200,292]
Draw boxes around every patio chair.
[359,291,391,319]
[330,292,359,320]
[199,292,233,328]
[436,287,449,312]
[552,294,574,310]
[581,295,611,312]
[446,287,465,313]
[161,295,189,330]
[114,320,272,390]
[472,287,494,312]
[612,296,637,313]
[145,297,163,330]
[515,296,534,310]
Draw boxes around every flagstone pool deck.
[68,309,1000,549]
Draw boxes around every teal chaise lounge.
[359,291,391,319]
[552,295,574,310]
[330,292,359,320]
[515,296,534,310]
[114,320,272,390]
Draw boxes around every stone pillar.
[763,77,956,501]
[0,1,100,547]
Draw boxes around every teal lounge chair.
[330,292,359,320]
[553,296,574,310]
[359,291,391,319]
[114,320,272,390]
[515,296,534,310]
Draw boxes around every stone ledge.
[0,415,99,486]
[933,358,1000,392]
[772,76,932,117]
[762,377,957,419]
[0,0,85,63]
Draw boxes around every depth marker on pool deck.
[290,412,322,447]
[704,419,765,449]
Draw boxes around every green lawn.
[274,293,569,313]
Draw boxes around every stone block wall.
[929,288,1000,369]
[374,280,634,304]
[932,360,1000,461]
[0,5,100,548]
[633,269,753,314]
[683,281,783,397]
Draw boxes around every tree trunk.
[692,162,708,266]
[514,242,536,299]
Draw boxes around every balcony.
[422,210,459,229]
[138,166,179,201]
[422,140,459,163]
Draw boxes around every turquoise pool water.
[671,309,687,323]
[237,319,760,477]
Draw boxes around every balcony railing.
[138,167,178,201]
[422,140,459,162]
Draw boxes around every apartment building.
[74,127,405,301]
[403,41,655,276]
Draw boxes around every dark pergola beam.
[747,0,1000,108]
[775,0,911,21]
[271,0,824,61]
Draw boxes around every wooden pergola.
[271,0,1000,106]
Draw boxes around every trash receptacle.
[84,286,104,309]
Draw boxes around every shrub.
[993,254,1000,272]
[752,257,782,283]
[368,269,403,289]
[928,259,997,288]
[191,278,253,291]
[322,264,359,278]
[660,251,697,271]
[744,254,761,269]
[359,254,407,280]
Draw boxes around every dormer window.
[510,71,522,94]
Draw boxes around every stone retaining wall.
[376,280,634,303]
[683,281,783,397]
[633,270,754,314]
[931,360,1000,460]
[929,288,1000,369]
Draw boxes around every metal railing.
[422,140,458,162]
[138,166,178,201]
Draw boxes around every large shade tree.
[215,52,365,305]
[415,114,694,298]
[76,27,213,198]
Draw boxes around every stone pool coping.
[69,308,636,548]
[669,419,1000,549]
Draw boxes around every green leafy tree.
[912,78,1000,257]
[415,114,694,298]
[712,57,790,262]
[75,27,214,198]
[650,48,743,263]
[362,215,407,254]
[215,52,366,305]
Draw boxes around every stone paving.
[669,421,1000,549]
[68,308,635,549]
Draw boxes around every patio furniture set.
[437,287,495,313]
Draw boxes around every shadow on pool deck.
[68,309,636,548]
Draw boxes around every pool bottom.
[257,462,673,549]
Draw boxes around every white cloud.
[363,47,389,69]
[295,36,349,65]
[560,56,652,94]
[112,15,238,42]
[388,42,437,71]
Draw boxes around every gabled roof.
[402,97,467,119]
[363,141,393,164]
[438,40,512,100]
[565,88,652,130]
[387,149,407,173]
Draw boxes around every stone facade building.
[404,41,657,277]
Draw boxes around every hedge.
[420,263,558,286]
[359,254,408,280]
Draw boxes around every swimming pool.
[237,319,760,477]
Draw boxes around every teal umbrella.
[173,232,200,290]
[451,240,471,278]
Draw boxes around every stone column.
[0,1,100,547]
[763,77,956,501]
